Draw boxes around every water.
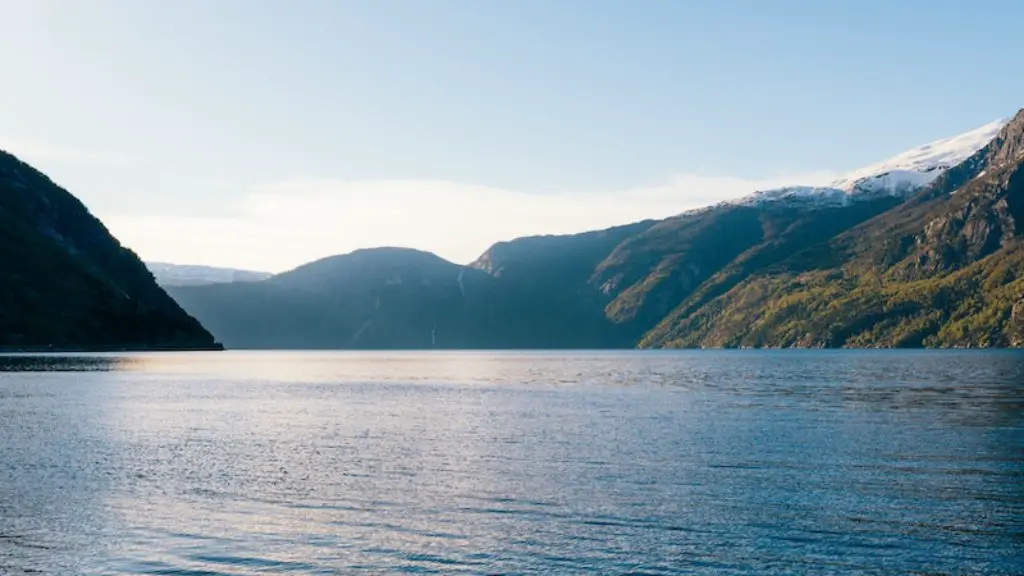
[1,351,1022,575]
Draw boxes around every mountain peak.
[733,115,1012,209]
[830,117,1009,193]
[270,246,460,291]
[982,108,1024,168]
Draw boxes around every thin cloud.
[0,138,169,170]
[0,140,121,165]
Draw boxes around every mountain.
[475,115,1011,345]
[166,111,1022,349]
[0,150,221,350]
[592,196,906,341]
[146,262,272,287]
[167,245,638,349]
[830,117,1008,194]
[642,109,1024,348]
[736,117,1008,207]
[168,248,478,349]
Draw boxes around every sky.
[1,0,1022,272]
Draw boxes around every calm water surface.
[0,351,1022,575]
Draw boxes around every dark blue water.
[0,351,1022,575]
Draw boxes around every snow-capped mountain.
[146,262,272,287]
[737,117,1009,207]
[831,118,1008,193]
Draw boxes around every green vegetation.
[641,111,1024,349]
[643,245,1024,348]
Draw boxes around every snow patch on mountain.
[740,186,851,206]
[832,117,1008,193]
[146,262,272,287]
[734,117,1008,208]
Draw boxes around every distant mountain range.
[164,109,1024,349]
[0,151,220,350]
[145,262,272,287]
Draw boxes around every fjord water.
[0,352,1021,575]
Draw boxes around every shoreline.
[0,344,225,353]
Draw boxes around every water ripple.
[0,350,1022,574]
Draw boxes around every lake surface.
[1,351,1022,575]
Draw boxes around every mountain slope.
[588,198,901,338]
[642,109,1024,348]
[169,248,477,349]
[468,221,656,343]
[0,150,220,350]
[168,246,636,349]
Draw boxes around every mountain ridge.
[151,109,1023,350]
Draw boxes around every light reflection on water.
[1,350,1022,575]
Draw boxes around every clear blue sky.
[1,0,1021,270]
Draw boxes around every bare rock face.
[1012,299,1024,346]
